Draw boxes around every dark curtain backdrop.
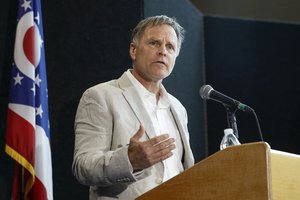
[204,16,300,155]
[3,0,300,199]
[0,0,205,199]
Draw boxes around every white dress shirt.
[125,69,184,182]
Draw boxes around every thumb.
[131,125,145,142]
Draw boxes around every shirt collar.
[125,69,170,108]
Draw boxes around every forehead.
[142,24,178,43]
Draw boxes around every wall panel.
[204,16,300,155]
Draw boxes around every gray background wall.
[191,0,300,23]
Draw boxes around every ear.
[129,43,136,61]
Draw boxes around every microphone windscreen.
[200,85,213,99]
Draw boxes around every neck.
[131,69,161,101]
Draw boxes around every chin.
[147,68,171,81]
[153,73,169,81]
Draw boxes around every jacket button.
[155,178,163,184]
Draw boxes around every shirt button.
[155,178,163,184]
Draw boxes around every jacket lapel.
[170,104,194,169]
[117,73,157,140]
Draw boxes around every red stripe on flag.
[12,164,21,200]
[6,108,35,165]
[11,163,47,200]
[29,175,48,200]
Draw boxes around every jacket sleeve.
[72,88,143,187]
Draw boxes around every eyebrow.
[148,37,177,46]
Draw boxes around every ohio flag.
[5,0,53,199]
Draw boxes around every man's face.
[130,24,178,83]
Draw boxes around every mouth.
[155,61,166,66]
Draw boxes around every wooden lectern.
[137,142,300,200]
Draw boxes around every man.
[72,15,194,200]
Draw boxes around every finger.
[130,125,145,141]
[150,147,175,164]
[153,141,176,154]
[147,134,170,146]
[153,138,175,148]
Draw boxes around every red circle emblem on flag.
[23,26,35,66]
[14,11,42,80]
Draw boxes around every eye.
[149,40,158,46]
[167,44,175,51]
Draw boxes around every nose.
[158,45,167,56]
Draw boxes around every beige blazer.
[72,72,194,200]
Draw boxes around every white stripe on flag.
[35,125,53,200]
[9,103,35,127]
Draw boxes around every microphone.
[200,85,254,113]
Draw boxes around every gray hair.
[131,15,185,53]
